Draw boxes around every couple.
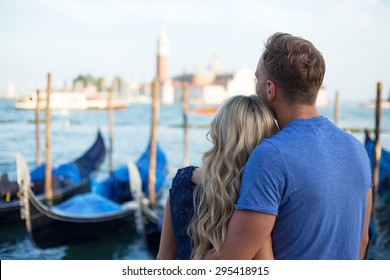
[157,33,372,260]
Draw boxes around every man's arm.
[360,187,372,259]
[203,209,275,259]
[157,195,177,259]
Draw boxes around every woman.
[157,95,278,260]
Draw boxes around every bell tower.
[157,27,169,82]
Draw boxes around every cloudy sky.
[1,0,389,102]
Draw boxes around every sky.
[1,0,390,103]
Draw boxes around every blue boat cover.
[136,143,168,196]
[92,143,168,204]
[52,193,121,215]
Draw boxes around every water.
[0,98,389,259]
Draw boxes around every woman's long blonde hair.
[190,95,278,259]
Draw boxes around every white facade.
[227,68,256,96]
[200,85,228,105]
[174,67,257,105]
[160,79,175,104]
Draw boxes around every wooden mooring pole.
[182,81,189,166]
[44,73,53,205]
[35,89,41,166]
[148,78,159,207]
[334,90,340,126]
[107,87,114,174]
[372,82,382,219]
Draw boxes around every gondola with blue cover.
[17,142,168,249]
[364,130,390,203]
[364,130,390,259]
[0,131,106,225]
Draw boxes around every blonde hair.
[190,95,278,259]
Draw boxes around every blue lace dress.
[169,166,198,260]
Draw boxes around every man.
[205,33,372,259]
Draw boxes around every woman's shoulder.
[171,166,198,193]
[172,165,197,186]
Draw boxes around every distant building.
[172,62,256,105]
[134,28,256,105]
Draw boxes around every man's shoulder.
[332,127,366,152]
[253,138,283,157]
[246,139,286,172]
[258,128,297,151]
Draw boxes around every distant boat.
[83,97,127,110]
[188,106,219,115]
[17,143,168,249]
[0,131,106,225]
[363,100,390,109]
[14,91,127,110]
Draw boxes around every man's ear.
[267,80,276,101]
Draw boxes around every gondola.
[364,130,390,200]
[141,166,175,259]
[142,196,166,259]
[364,130,390,259]
[0,131,106,225]
[92,143,168,203]
[17,143,169,249]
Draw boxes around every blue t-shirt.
[235,116,372,259]
[169,166,198,260]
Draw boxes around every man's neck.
[275,104,320,129]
